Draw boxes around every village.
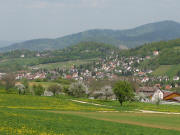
[0,50,180,103]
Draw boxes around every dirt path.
[70,99,110,107]
[71,99,180,114]
[48,111,180,131]
[139,110,180,115]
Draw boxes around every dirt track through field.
[48,111,180,132]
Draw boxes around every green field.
[152,64,180,78]
[29,82,61,89]
[31,59,96,70]
[0,93,180,135]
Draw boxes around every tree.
[16,84,25,95]
[113,81,134,106]
[33,84,44,96]
[48,84,62,96]
[2,73,16,92]
[101,86,114,100]
[68,82,88,97]
[22,79,30,94]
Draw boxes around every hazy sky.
[0,0,180,41]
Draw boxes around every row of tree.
[0,73,135,106]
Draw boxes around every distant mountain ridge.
[0,41,16,48]
[1,20,180,52]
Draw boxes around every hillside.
[127,38,180,65]
[1,20,180,52]
[0,42,117,72]
[122,38,180,77]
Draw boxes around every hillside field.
[0,93,180,135]
[152,64,180,78]
[31,59,96,70]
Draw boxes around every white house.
[173,76,180,81]
[141,77,149,83]
[151,89,163,102]
[20,54,25,58]
[153,51,159,56]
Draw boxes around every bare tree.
[48,84,62,96]
[68,82,88,97]
[101,86,114,100]
[2,73,16,92]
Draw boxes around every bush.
[33,84,45,96]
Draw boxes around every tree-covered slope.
[1,20,180,52]
[121,38,180,73]
[0,42,118,72]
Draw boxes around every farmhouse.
[137,87,159,97]
[136,87,163,102]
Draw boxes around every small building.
[141,77,149,83]
[66,75,72,79]
[153,51,159,56]
[146,56,151,59]
[20,54,25,58]
[138,72,145,76]
[151,89,163,102]
[136,87,162,103]
[136,87,160,98]
[36,53,41,57]
[173,76,180,81]
[165,85,172,90]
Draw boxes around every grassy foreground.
[0,93,180,135]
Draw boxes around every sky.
[0,0,180,41]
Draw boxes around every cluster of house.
[15,71,46,80]
[136,87,180,103]
[57,56,147,81]
[14,50,180,89]
[20,53,41,58]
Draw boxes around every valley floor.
[0,93,180,135]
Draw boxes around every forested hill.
[121,38,180,72]
[0,42,118,72]
[1,20,180,52]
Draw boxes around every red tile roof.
[163,92,173,98]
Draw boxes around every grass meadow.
[31,59,96,70]
[152,64,180,79]
[0,93,180,135]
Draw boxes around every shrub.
[33,84,45,96]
